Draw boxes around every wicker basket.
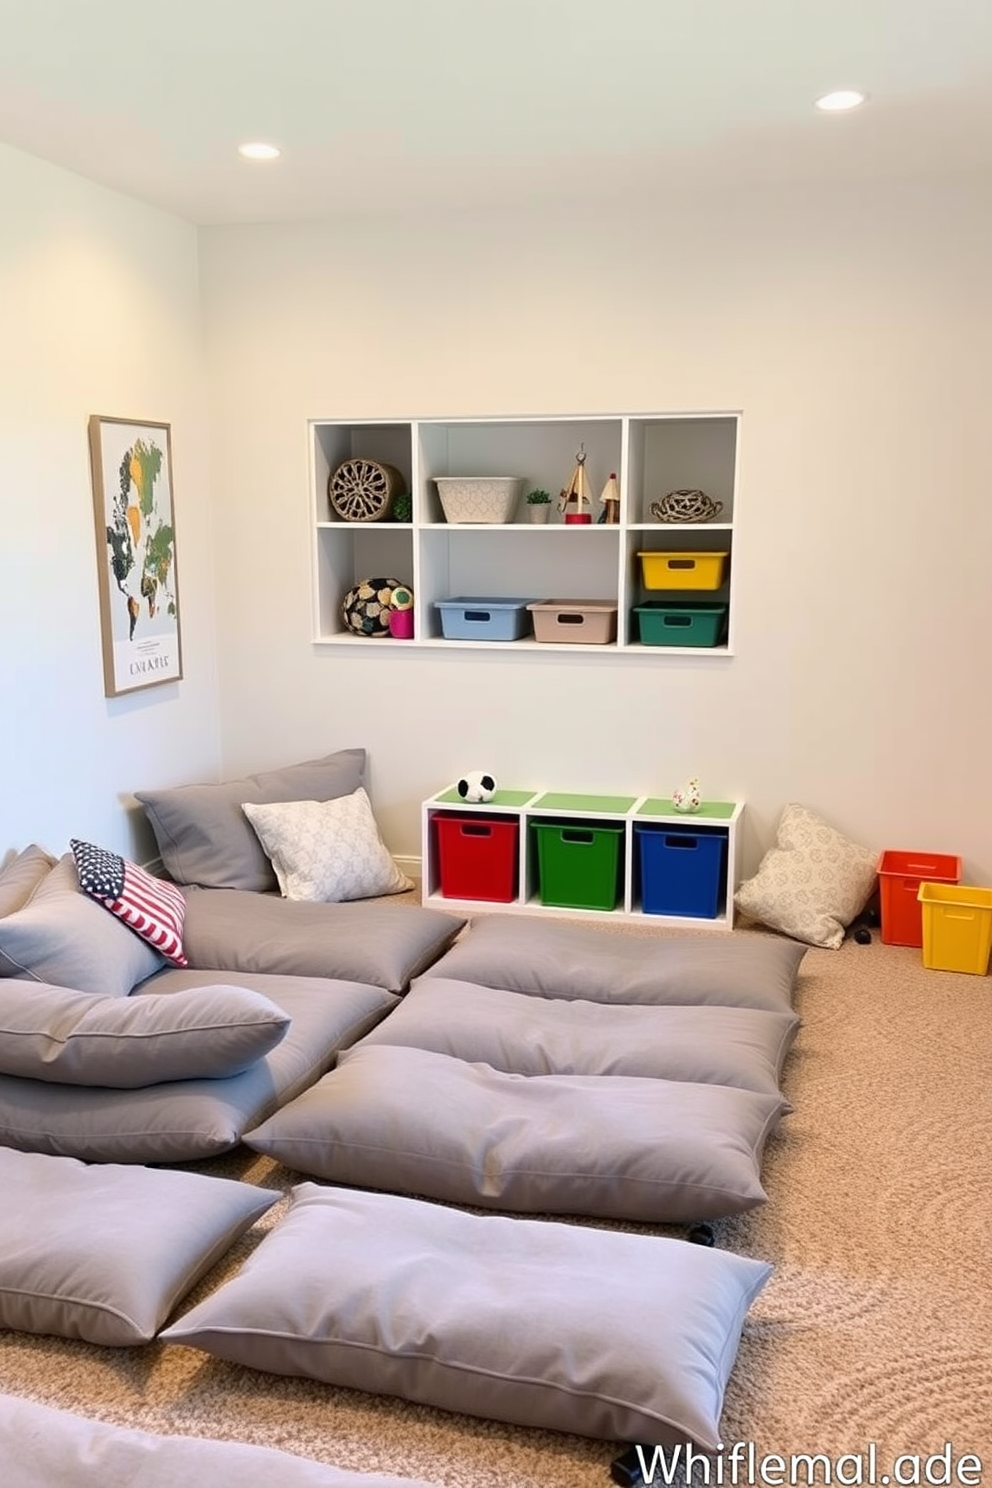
[650,489,723,524]
[329,459,405,523]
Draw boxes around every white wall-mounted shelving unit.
[310,413,740,656]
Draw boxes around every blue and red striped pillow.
[70,839,188,967]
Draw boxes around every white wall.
[0,144,221,862]
[199,175,992,881]
[5,145,984,886]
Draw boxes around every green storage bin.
[633,602,727,647]
[531,819,625,911]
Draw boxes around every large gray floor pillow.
[0,973,396,1163]
[0,844,55,916]
[0,853,163,997]
[421,914,806,1010]
[0,1395,444,1488]
[163,1184,773,1451]
[181,889,465,994]
[0,977,290,1085]
[0,1147,276,1346]
[358,977,799,1096]
[244,1044,785,1220]
[135,747,368,893]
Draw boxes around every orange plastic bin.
[877,850,962,947]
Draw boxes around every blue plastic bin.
[636,824,727,918]
[436,597,536,641]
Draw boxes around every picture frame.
[87,415,183,697]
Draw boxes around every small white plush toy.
[672,777,702,813]
[456,771,498,804]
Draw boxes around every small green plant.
[526,488,551,505]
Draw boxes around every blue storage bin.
[436,597,537,641]
[636,824,727,918]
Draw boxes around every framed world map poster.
[88,415,183,697]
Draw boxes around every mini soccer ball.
[341,577,403,637]
[457,771,497,804]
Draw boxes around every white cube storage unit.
[422,787,744,930]
[311,413,739,655]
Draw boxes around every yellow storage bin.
[918,881,992,974]
[637,551,729,590]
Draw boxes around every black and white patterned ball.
[342,576,404,637]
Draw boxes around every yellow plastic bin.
[637,551,729,590]
[917,882,992,974]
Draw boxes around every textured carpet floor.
[1,925,989,1484]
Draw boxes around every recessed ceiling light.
[238,142,281,161]
[815,90,868,112]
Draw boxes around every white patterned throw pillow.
[242,788,413,903]
[734,802,877,949]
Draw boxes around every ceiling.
[0,0,990,226]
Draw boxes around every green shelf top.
[435,786,537,806]
[638,798,736,819]
[531,791,639,813]
[431,788,738,817]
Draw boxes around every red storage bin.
[435,814,519,902]
[878,849,962,947]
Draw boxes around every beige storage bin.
[527,599,618,645]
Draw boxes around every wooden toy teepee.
[598,471,620,524]
[559,445,593,525]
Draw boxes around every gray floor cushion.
[358,976,800,1096]
[0,1147,275,1345]
[0,844,55,916]
[0,853,163,997]
[0,1394,444,1487]
[181,888,465,993]
[162,1183,772,1450]
[421,913,806,1010]
[135,747,368,893]
[244,1043,786,1221]
[0,972,397,1163]
[0,977,290,1086]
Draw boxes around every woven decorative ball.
[341,577,404,637]
[650,489,724,523]
[329,459,405,523]
[390,585,414,612]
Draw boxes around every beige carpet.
[2,924,990,1484]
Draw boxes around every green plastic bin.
[531,819,625,911]
[633,602,728,648]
